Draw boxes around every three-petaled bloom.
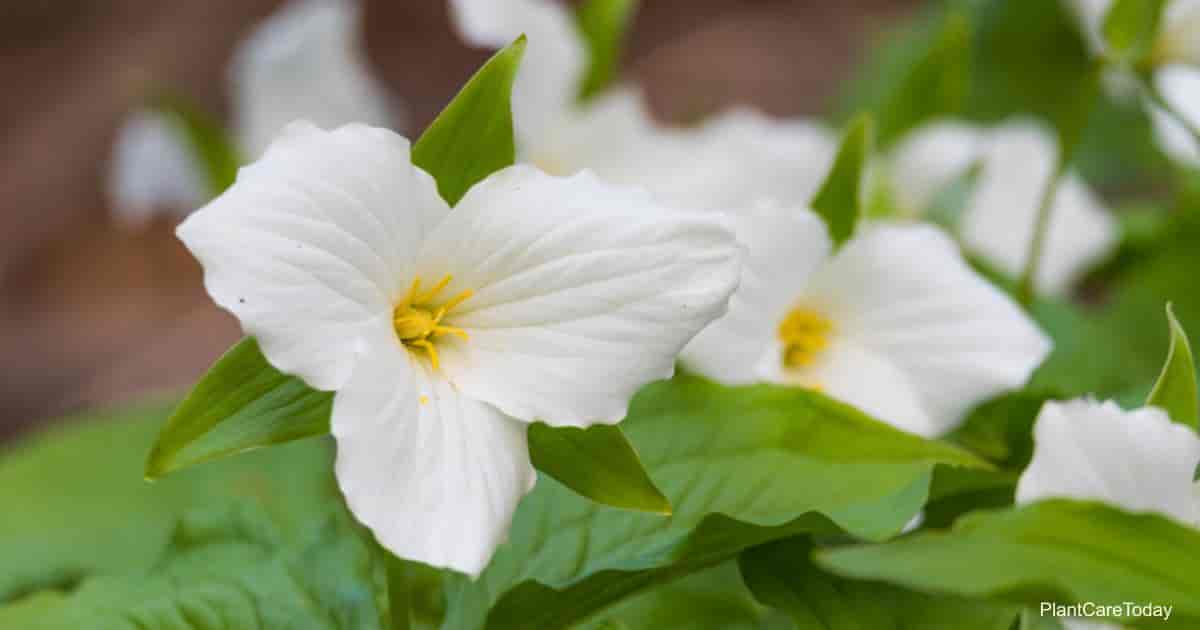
[177,122,743,576]
[1017,398,1200,630]
[681,204,1052,437]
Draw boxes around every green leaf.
[440,375,986,629]
[0,504,385,629]
[581,560,790,630]
[738,538,1019,629]
[1146,303,1199,428]
[1102,0,1168,65]
[146,338,332,478]
[153,94,242,195]
[811,114,872,246]
[527,423,671,514]
[150,38,528,477]
[412,36,526,206]
[818,500,1200,628]
[1,404,339,604]
[574,0,638,102]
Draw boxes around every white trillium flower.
[888,120,1118,296]
[1063,0,1200,65]
[1017,399,1200,526]
[176,122,742,576]
[680,204,1051,437]
[1017,398,1200,630]
[109,0,396,222]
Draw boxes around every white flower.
[1150,64,1200,165]
[176,122,742,576]
[107,110,208,224]
[109,0,396,222]
[888,120,1118,296]
[231,0,397,158]
[1017,398,1200,526]
[680,204,1051,437]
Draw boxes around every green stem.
[1017,162,1067,306]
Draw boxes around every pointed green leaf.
[149,39,528,476]
[412,36,526,205]
[1102,0,1168,65]
[145,338,332,479]
[528,423,670,514]
[811,115,872,247]
[574,0,638,102]
[441,375,987,629]
[738,538,1019,629]
[1146,303,1199,428]
[818,500,1200,628]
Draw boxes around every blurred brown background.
[0,0,917,441]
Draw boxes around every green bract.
[574,0,638,102]
[811,114,872,247]
[1146,303,1199,428]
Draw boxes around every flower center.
[393,274,472,370]
[778,306,832,368]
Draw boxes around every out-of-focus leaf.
[0,405,338,604]
[145,338,332,478]
[413,37,525,205]
[149,38,528,477]
[819,500,1200,628]
[0,504,384,629]
[811,114,872,246]
[440,375,986,629]
[738,538,1019,629]
[528,423,670,515]
[154,94,242,195]
[1102,0,1168,66]
[1146,303,1199,428]
[581,561,790,630]
[574,0,637,102]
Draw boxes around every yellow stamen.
[393,274,472,370]
[778,306,832,368]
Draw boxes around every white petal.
[650,109,836,212]
[1061,619,1124,630]
[177,122,449,390]
[1161,0,1200,65]
[231,0,398,158]
[1151,65,1200,166]
[419,166,742,427]
[448,0,585,151]
[682,203,832,384]
[331,324,536,577]
[761,337,934,436]
[959,120,1117,295]
[523,87,659,180]
[796,224,1051,437]
[107,109,208,223]
[886,121,984,216]
[1016,399,1200,527]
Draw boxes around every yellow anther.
[393,274,472,370]
[778,306,832,368]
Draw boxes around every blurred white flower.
[681,205,1051,437]
[1150,64,1200,165]
[107,110,208,225]
[109,0,396,222]
[1064,0,1200,65]
[888,120,1118,295]
[1017,398,1200,526]
[177,122,742,575]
